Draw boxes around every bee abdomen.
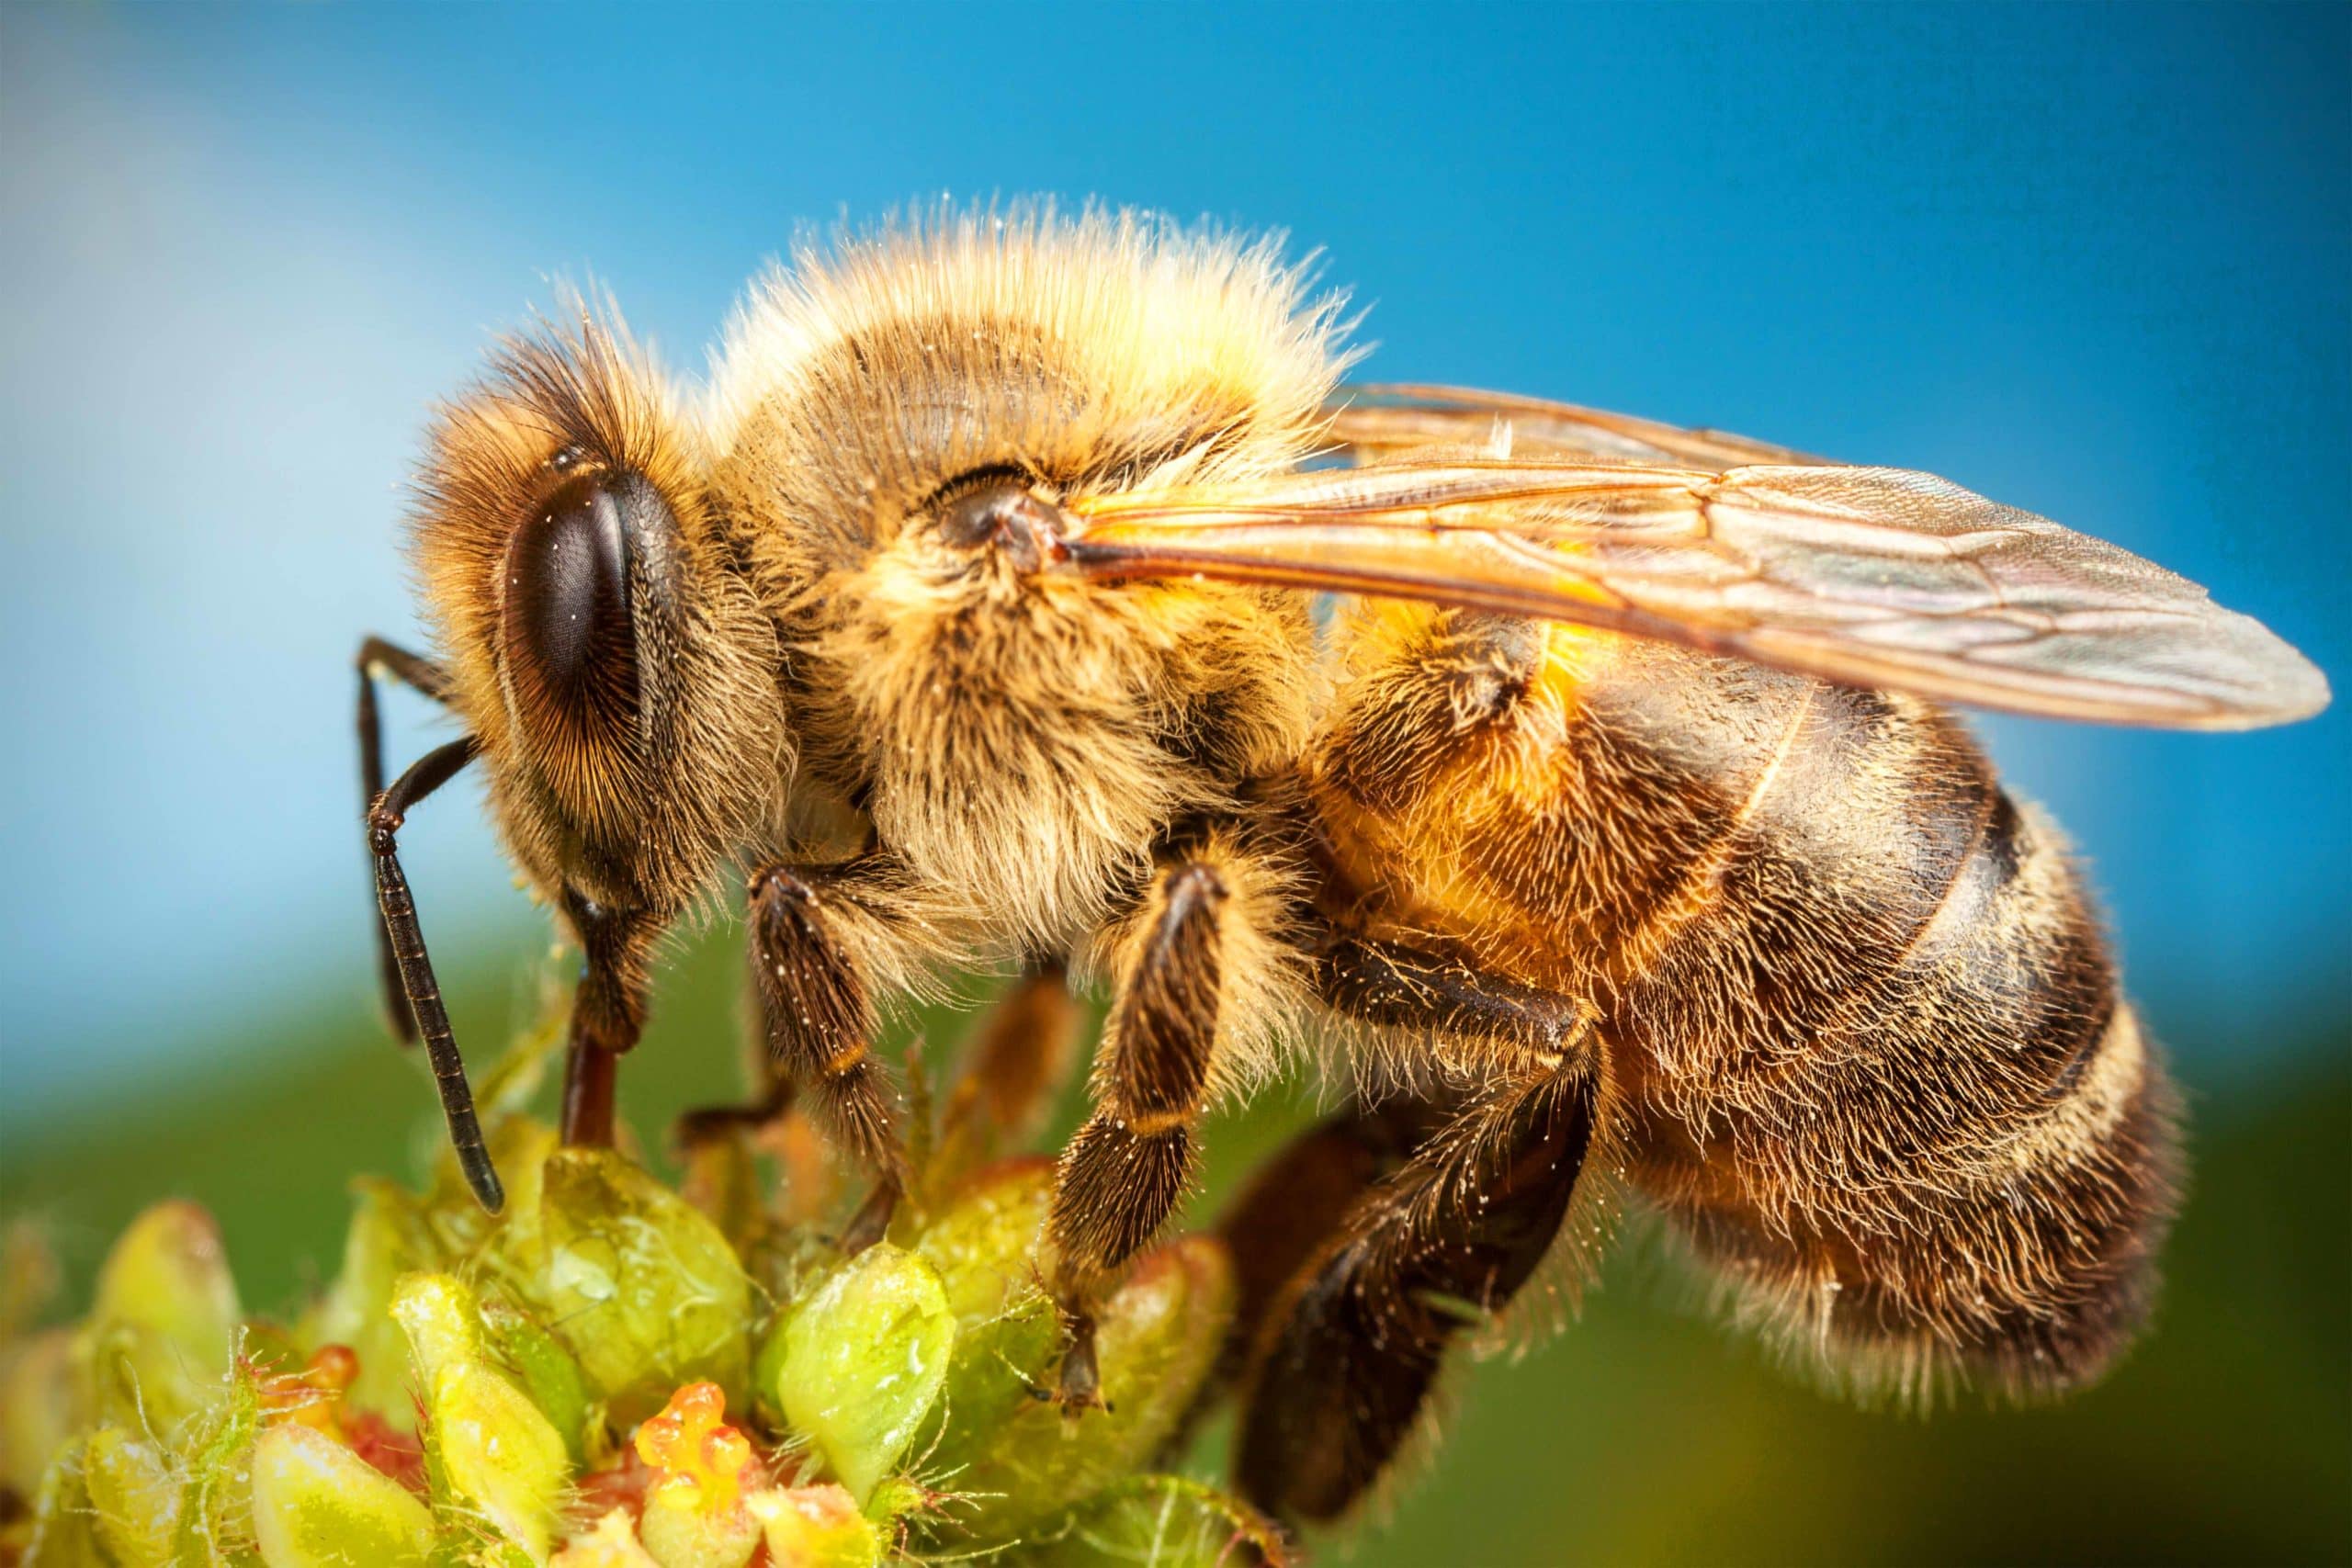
[1626,704,2182,1402]
[1665,999,2179,1404]
[1310,619,2184,1404]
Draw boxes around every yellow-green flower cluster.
[0,1040,1286,1566]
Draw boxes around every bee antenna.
[367,735,504,1213]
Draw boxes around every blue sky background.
[3,3,2346,1132]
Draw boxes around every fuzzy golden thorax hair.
[704,209,1347,950]
[412,311,789,921]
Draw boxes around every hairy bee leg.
[366,734,503,1213]
[1235,932,1588,1420]
[1136,1093,1453,1462]
[356,636,455,1043]
[557,894,658,1149]
[1234,1054,1597,1525]
[1214,1096,1448,1388]
[1047,860,1231,1407]
[747,861,912,1251]
[1315,932,1591,1059]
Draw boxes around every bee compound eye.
[501,471,640,734]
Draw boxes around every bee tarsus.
[360,728,500,1213]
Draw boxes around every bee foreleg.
[355,636,455,1043]
[1233,1052,1597,1524]
[1046,858,1235,1408]
[366,733,502,1213]
[745,858,915,1253]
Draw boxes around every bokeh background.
[3,5,2346,1563]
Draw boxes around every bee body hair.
[1306,599,2180,1402]
[379,207,2305,1528]
[704,207,1339,960]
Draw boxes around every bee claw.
[836,1178,901,1256]
[1045,1310,1111,1419]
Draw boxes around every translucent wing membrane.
[1329,383,1829,468]
[1067,435,2328,729]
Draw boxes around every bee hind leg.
[1315,932,1591,1065]
[1145,1092,1453,1458]
[1232,1016,1598,1524]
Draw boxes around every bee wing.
[1066,458,2329,730]
[1329,384,1831,468]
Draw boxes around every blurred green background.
[3,5,2346,1564]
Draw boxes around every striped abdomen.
[1307,607,2181,1399]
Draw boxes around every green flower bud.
[517,1150,752,1425]
[907,1160,1058,1473]
[1030,1476,1291,1568]
[950,1235,1234,1544]
[0,1328,81,1499]
[82,1425,179,1567]
[765,1244,955,1506]
[744,1484,882,1568]
[249,1421,436,1568]
[299,1179,441,1423]
[389,1272,483,1382]
[391,1273,569,1563]
[435,1361,571,1562]
[549,1508,661,1567]
[77,1201,240,1436]
[167,1368,262,1564]
[21,1440,111,1568]
[481,1294,596,1467]
[433,1119,564,1258]
[639,1495,760,1568]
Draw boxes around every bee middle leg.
[1045,853,1251,1408]
[931,957,1083,1185]
[673,1070,794,1147]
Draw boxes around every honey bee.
[358,206,2326,1525]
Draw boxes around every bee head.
[411,305,788,923]
[707,207,1342,945]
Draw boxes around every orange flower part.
[634,1381,753,1515]
[258,1343,360,1431]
